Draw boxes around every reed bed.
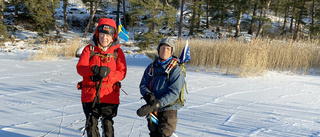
[174,38,320,77]
[28,44,59,60]
[28,35,320,77]
[29,36,83,60]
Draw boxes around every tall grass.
[28,35,320,77]
[174,38,320,77]
[28,36,83,60]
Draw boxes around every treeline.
[129,0,320,49]
[0,0,115,38]
[1,0,320,47]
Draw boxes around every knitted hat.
[98,25,115,35]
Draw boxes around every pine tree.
[129,0,177,50]
[293,0,308,40]
[24,0,60,36]
[255,0,272,38]
[188,0,203,36]
[231,0,250,37]
[247,0,259,35]
[162,0,177,35]
[281,0,291,36]
[309,0,320,38]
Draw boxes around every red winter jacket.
[76,18,127,104]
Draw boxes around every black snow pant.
[148,110,178,137]
[82,102,119,137]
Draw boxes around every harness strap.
[89,45,118,63]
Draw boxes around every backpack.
[148,57,188,107]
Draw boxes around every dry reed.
[60,36,83,58]
[174,38,320,77]
[28,44,59,60]
[28,36,83,60]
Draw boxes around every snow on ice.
[0,50,320,137]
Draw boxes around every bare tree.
[281,0,290,35]
[189,0,197,36]
[13,0,20,25]
[117,0,120,26]
[83,0,101,38]
[51,0,60,37]
[205,0,209,28]
[248,0,258,35]
[311,0,315,31]
[63,0,68,32]
[178,0,185,41]
[0,0,4,21]
[123,0,126,29]
[293,0,306,40]
[255,0,271,38]
[289,0,296,33]
[235,8,242,37]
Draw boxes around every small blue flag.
[179,40,191,63]
[118,20,129,42]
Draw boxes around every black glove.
[137,99,161,117]
[91,65,100,76]
[143,92,155,104]
[90,75,100,82]
[99,66,111,78]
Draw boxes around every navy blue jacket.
[140,57,185,112]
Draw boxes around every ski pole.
[148,113,179,137]
[121,89,128,95]
[82,78,103,137]
[149,113,158,125]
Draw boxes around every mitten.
[91,65,100,76]
[137,100,161,117]
[99,66,111,78]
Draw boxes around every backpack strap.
[113,48,118,63]
[148,61,157,90]
[148,58,178,90]
[165,58,178,83]
[89,45,95,61]
[148,58,181,107]
[165,58,178,74]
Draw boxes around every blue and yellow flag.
[118,20,129,42]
